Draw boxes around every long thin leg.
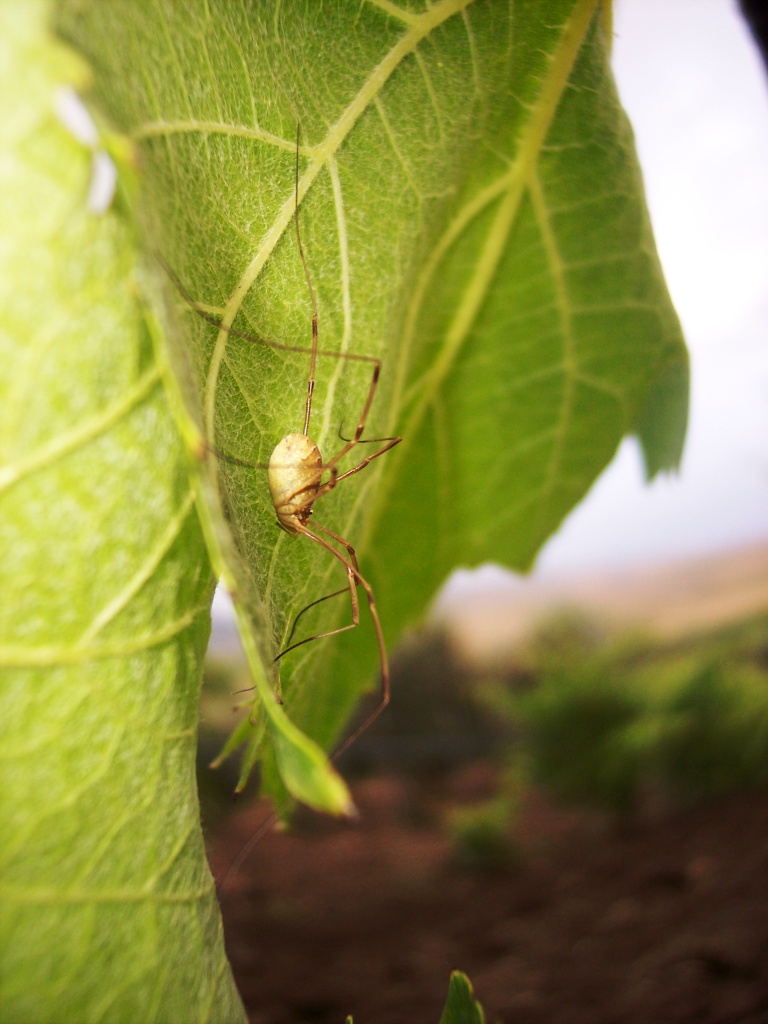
[319,359,387,474]
[333,435,401,484]
[276,574,359,662]
[282,586,350,649]
[296,521,391,761]
[157,255,380,373]
[292,434,401,512]
[202,444,269,470]
[217,526,380,893]
[276,515,366,657]
[159,252,392,484]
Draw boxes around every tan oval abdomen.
[268,433,323,533]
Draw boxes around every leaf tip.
[635,355,690,480]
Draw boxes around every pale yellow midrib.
[403,0,599,439]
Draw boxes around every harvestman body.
[162,126,401,778]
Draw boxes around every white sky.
[532,0,768,578]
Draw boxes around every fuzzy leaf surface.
[0,4,245,1020]
[56,0,688,796]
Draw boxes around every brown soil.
[208,767,768,1024]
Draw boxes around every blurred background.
[203,3,768,1022]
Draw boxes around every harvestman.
[162,127,401,775]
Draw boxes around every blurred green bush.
[485,611,768,818]
[201,611,768,856]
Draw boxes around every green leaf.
[0,4,244,1021]
[439,971,486,1024]
[55,0,687,801]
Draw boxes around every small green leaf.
[0,4,244,1020]
[439,971,486,1024]
[56,0,687,804]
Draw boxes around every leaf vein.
[0,366,161,495]
[364,0,420,26]
[366,0,601,549]
[529,168,576,511]
[414,49,446,144]
[0,884,215,905]
[316,156,353,456]
[132,119,301,152]
[78,489,197,645]
[203,0,477,443]
[0,606,208,667]
[374,95,421,198]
